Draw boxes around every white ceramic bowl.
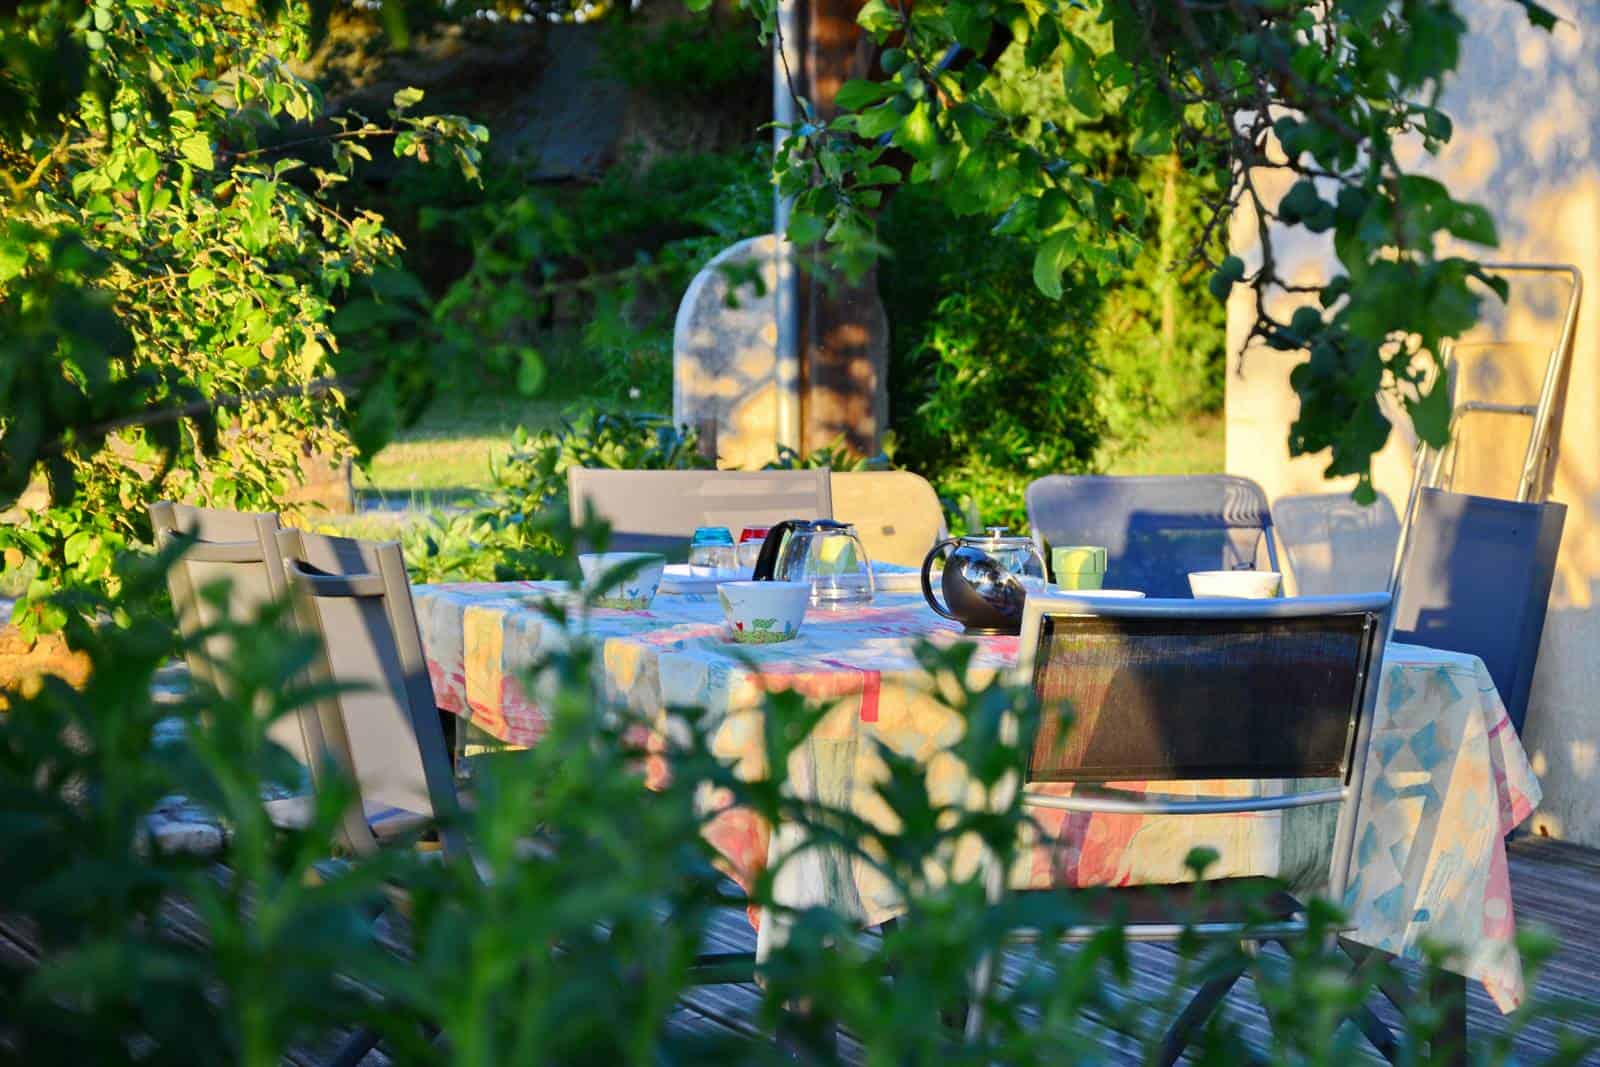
[578,552,665,610]
[718,580,809,644]
[1187,570,1282,599]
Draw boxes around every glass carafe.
[752,519,875,608]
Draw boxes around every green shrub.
[875,26,1227,532]
[601,11,765,100]
[340,145,771,416]
[879,186,1107,533]
[403,410,710,584]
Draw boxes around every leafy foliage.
[874,34,1228,530]
[601,9,766,100]
[0,0,483,633]
[879,185,1106,532]
[766,0,1557,498]
[336,144,773,420]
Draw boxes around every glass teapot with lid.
[920,526,1047,635]
[752,518,875,607]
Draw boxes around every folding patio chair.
[148,501,322,774]
[1273,492,1401,595]
[567,468,832,558]
[1024,474,1280,597]
[1390,263,1581,734]
[278,527,468,861]
[830,469,947,568]
[279,528,755,1064]
[964,591,1396,1063]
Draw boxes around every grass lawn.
[1099,411,1225,476]
[355,395,1226,502]
[354,392,568,506]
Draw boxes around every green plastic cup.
[1051,546,1107,590]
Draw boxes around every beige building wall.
[1225,1,1600,846]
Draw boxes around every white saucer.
[659,564,752,594]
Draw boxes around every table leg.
[776,1001,838,1062]
[1428,969,1468,1067]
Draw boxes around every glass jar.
[688,526,737,575]
[736,525,771,570]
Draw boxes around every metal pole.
[772,0,803,455]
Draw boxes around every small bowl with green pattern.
[578,552,665,610]
[718,580,808,644]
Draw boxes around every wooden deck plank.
[2,837,1596,1063]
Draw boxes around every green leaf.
[855,103,903,139]
[1407,378,1453,448]
[949,4,990,50]
[1446,203,1497,246]
[1510,0,1560,30]
[786,211,824,246]
[1031,233,1073,300]
[0,240,27,284]
[133,147,160,182]
[516,347,545,396]
[1208,256,1245,302]
[179,133,213,171]
[834,79,893,111]
[1025,16,1060,68]
[1062,40,1102,119]
[857,0,901,37]
[392,87,425,110]
[893,102,937,159]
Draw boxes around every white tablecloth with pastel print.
[413,582,1542,1011]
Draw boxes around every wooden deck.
[4,837,1596,1063]
[666,837,1600,1064]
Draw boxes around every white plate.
[659,564,752,595]
[871,562,925,595]
[1043,586,1145,598]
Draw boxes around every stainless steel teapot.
[920,527,1047,635]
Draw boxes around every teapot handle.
[752,520,798,581]
[920,538,960,620]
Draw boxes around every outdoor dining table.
[413,581,1543,1014]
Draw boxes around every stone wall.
[1225,0,1600,845]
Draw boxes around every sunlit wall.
[1225,0,1600,846]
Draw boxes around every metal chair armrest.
[1021,784,1346,816]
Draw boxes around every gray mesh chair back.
[1017,591,1390,913]
[1025,475,1279,598]
[831,470,948,568]
[148,501,321,769]
[963,593,1392,1057]
[279,528,463,858]
[567,468,832,559]
[1273,492,1400,595]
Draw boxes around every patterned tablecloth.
[414,582,1542,1012]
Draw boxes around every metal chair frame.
[1024,474,1281,597]
[1391,262,1582,591]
